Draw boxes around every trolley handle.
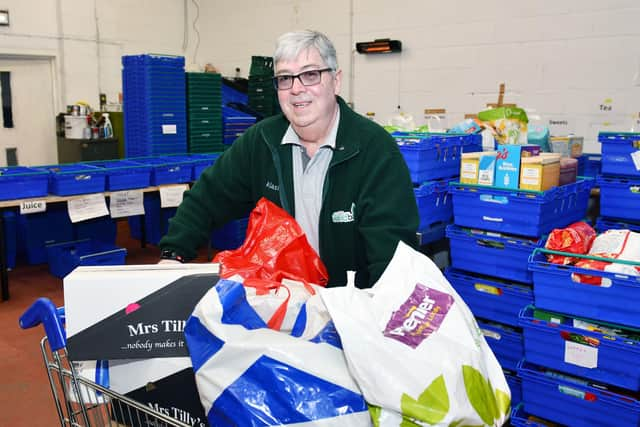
[19,297,66,351]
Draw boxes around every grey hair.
[274,30,338,71]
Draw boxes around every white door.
[0,57,57,167]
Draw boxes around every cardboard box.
[65,264,220,361]
[550,136,584,158]
[559,157,578,185]
[477,151,497,186]
[75,358,208,427]
[520,154,561,191]
[520,144,542,158]
[460,152,480,184]
[65,264,220,427]
[495,145,522,189]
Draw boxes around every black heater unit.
[356,39,402,54]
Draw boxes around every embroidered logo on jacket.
[265,181,279,191]
[331,203,355,223]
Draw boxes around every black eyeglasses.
[273,68,334,90]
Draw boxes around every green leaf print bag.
[320,242,510,427]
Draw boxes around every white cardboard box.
[65,264,220,427]
[65,263,219,361]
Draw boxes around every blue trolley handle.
[19,297,66,351]
[19,298,110,389]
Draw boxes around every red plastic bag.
[544,221,596,265]
[213,197,329,287]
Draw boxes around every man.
[159,30,418,288]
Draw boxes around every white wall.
[1,0,639,161]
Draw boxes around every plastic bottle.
[102,113,114,138]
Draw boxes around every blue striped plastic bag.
[184,278,372,427]
[321,242,511,427]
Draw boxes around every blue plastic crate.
[445,267,533,327]
[83,160,152,191]
[595,217,640,233]
[128,193,176,245]
[520,306,640,391]
[18,205,75,264]
[42,164,107,196]
[417,222,448,246]
[3,210,17,269]
[578,153,602,178]
[446,225,542,283]
[128,156,194,185]
[190,153,221,180]
[449,178,594,237]
[0,166,50,200]
[597,175,640,222]
[599,132,640,178]
[122,54,185,69]
[74,216,117,245]
[393,132,482,183]
[510,404,557,427]
[211,218,249,250]
[414,179,453,234]
[506,372,523,409]
[519,362,640,427]
[477,319,523,371]
[529,250,640,328]
[222,83,249,105]
[46,239,127,278]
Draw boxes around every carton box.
[460,152,480,184]
[65,264,220,361]
[559,157,578,185]
[65,264,220,427]
[477,151,497,186]
[550,136,584,158]
[495,145,522,189]
[520,154,561,191]
[520,144,542,158]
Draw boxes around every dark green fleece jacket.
[160,96,419,288]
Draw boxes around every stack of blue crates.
[190,153,221,180]
[511,132,640,425]
[223,106,256,146]
[444,177,594,414]
[596,132,640,232]
[211,217,249,250]
[128,192,177,245]
[392,132,482,247]
[122,54,187,156]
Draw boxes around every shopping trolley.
[19,297,191,427]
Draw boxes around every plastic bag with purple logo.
[320,242,510,427]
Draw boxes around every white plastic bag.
[184,278,372,427]
[321,242,510,427]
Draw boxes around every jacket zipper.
[261,128,292,215]
[318,147,359,255]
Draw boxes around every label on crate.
[19,199,46,214]
[110,190,144,218]
[564,341,598,368]
[67,193,109,223]
[474,283,502,295]
[160,184,189,208]
[632,150,640,171]
[162,124,177,134]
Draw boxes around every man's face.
[275,47,342,134]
